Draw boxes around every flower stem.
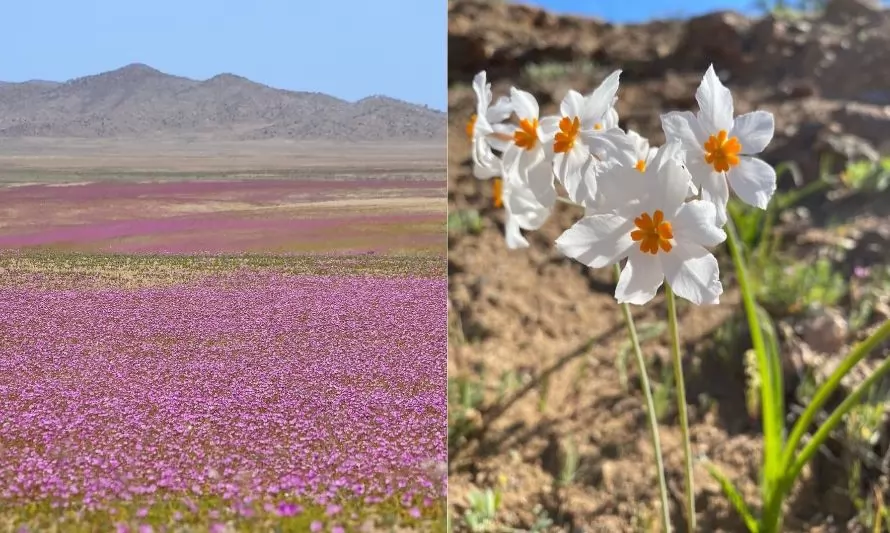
[665,284,696,532]
[614,264,672,532]
[725,216,784,531]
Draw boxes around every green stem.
[665,284,695,532]
[615,264,672,532]
[775,319,890,507]
[725,216,783,530]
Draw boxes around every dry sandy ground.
[0,138,444,176]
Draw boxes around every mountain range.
[0,64,446,141]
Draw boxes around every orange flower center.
[466,114,477,138]
[703,130,742,173]
[634,159,647,172]
[594,123,603,131]
[513,118,539,150]
[553,116,581,154]
[630,210,674,255]
[492,177,503,209]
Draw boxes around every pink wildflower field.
[0,252,447,531]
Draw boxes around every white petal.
[603,106,620,128]
[504,217,530,249]
[595,163,647,214]
[473,164,499,180]
[501,145,525,184]
[539,116,561,141]
[555,213,635,269]
[486,95,513,124]
[633,142,690,215]
[471,137,501,179]
[727,157,777,210]
[581,70,621,124]
[672,201,727,248]
[504,179,550,231]
[510,87,539,120]
[653,154,695,215]
[560,90,585,119]
[646,146,658,163]
[662,242,723,305]
[661,111,708,149]
[684,155,712,187]
[472,71,491,116]
[647,140,684,174]
[625,129,650,162]
[615,251,664,305]
[695,65,734,134]
[697,166,731,226]
[521,156,556,207]
[489,123,515,152]
[472,113,494,137]
[554,145,589,198]
[730,111,775,155]
[582,127,636,162]
[574,157,611,208]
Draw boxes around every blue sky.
[0,0,446,110]
[528,0,756,21]
[528,0,887,22]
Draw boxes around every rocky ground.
[447,0,890,531]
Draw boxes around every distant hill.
[0,63,446,141]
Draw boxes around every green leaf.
[703,461,760,532]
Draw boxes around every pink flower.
[277,502,300,517]
[325,504,342,516]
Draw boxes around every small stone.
[600,460,621,492]
[801,307,849,354]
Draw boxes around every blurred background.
[447,0,890,531]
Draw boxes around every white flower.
[502,88,556,209]
[556,142,726,306]
[661,64,776,225]
[617,129,659,171]
[617,130,698,197]
[539,70,634,205]
[501,176,552,249]
[482,158,551,250]
[469,71,514,180]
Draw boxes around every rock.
[800,308,849,354]
[823,0,883,25]
[672,11,752,72]
[830,103,890,150]
[780,79,819,99]
[448,33,489,82]
[815,131,880,176]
